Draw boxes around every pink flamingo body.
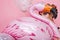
[0,3,60,40]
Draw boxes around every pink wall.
[0,0,60,32]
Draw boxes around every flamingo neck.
[29,4,60,37]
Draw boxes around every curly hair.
[48,4,58,19]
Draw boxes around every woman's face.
[40,12,53,21]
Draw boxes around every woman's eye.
[43,12,50,15]
[43,13,48,15]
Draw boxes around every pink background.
[0,0,60,32]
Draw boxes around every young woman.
[0,3,60,40]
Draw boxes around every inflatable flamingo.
[0,3,60,40]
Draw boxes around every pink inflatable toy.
[0,3,60,40]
